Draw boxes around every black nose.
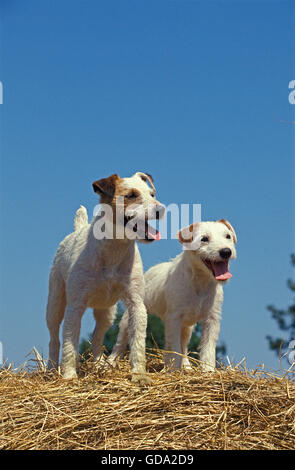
[219,248,232,259]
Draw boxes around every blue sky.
[0,0,294,371]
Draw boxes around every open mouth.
[202,258,232,281]
[124,215,161,242]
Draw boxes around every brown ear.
[218,219,237,243]
[92,174,119,198]
[177,223,199,245]
[135,172,155,188]
[144,173,154,183]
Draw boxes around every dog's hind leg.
[164,312,183,370]
[46,271,66,370]
[107,309,129,365]
[92,306,117,363]
[181,325,194,370]
[123,294,151,385]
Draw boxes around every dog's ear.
[143,172,154,183]
[218,219,237,243]
[92,174,119,198]
[177,223,199,245]
[135,172,155,188]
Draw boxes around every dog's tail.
[74,205,88,231]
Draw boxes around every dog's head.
[92,172,165,243]
[177,220,237,282]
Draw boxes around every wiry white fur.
[109,220,237,372]
[46,173,163,384]
[74,205,88,231]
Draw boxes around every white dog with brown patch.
[46,172,165,384]
[109,219,237,371]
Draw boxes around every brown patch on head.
[92,174,120,202]
[114,182,143,213]
[96,177,145,230]
[218,219,237,243]
[177,222,200,245]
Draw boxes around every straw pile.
[0,351,294,450]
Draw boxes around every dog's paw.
[182,365,193,374]
[62,369,78,380]
[104,355,119,370]
[201,365,215,373]
[94,356,117,374]
[131,373,152,386]
[106,354,119,368]
[94,355,110,368]
[182,358,193,372]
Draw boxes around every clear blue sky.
[0,0,294,371]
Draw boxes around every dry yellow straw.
[0,350,294,450]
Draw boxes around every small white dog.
[46,172,164,384]
[109,219,237,371]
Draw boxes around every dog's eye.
[201,236,209,242]
[226,234,231,239]
[151,192,155,198]
[126,191,137,199]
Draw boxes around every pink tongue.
[211,261,232,280]
[136,221,161,240]
[147,224,161,240]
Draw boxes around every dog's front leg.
[61,304,85,379]
[123,294,151,385]
[165,312,183,370]
[199,311,221,372]
[108,308,129,365]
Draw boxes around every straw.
[0,350,294,450]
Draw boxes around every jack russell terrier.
[109,219,237,371]
[46,172,165,384]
